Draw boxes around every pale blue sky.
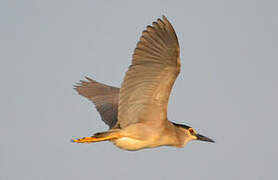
[1,0,277,179]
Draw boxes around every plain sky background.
[1,0,277,179]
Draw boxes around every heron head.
[173,122,215,145]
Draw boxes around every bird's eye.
[189,128,195,134]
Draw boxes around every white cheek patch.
[191,135,197,140]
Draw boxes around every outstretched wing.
[75,77,119,129]
[117,16,180,128]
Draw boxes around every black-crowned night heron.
[72,16,214,151]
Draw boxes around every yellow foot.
[72,132,120,143]
[71,136,102,143]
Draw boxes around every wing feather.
[75,77,119,128]
[117,16,180,128]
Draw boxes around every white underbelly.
[113,137,150,151]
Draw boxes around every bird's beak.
[196,133,215,143]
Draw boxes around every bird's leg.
[72,131,120,143]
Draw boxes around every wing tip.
[73,76,93,94]
[162,15,169,23]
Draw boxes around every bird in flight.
[72,16,214,151]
